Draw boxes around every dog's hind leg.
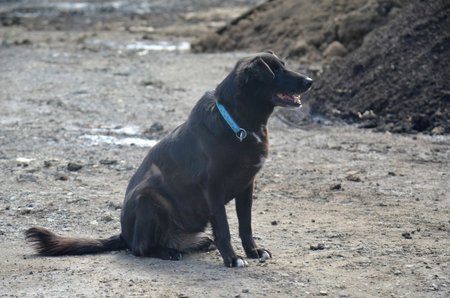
[121,187,182,260]
[179,233,216,254]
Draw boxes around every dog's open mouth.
[272,92,302,107]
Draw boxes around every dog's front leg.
[207,190,248,268]
[236,182,272,261]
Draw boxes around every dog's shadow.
[111,249,250,278]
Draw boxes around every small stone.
[358,110,376,120]
[323,41,347,58]
[107,201,123,210]
[388,172,396,176]
[319,290,328,296]
[16,157,34,166]
[99,159,118,165]
[346,173,361,182]
[401,232,412,239]
[67,162,82,172]
[290,40,309,56]
[20,208,32,215]
[102,215,114,222]
[242,289,249,293]
[141,79,163,88]
[393,270,402,275]
[14,39,31,45]
[431,126,445,135]
[271,220,278,226]
[310,243,325,251]
[146,122,164,134]
[330,183,342,190]
[43,160,52,168]
[16,174,38,183]
[56,174,69,181]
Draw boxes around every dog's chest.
[224,149,266,197]
[246,126,268,167]
[241,146,267,170]
[234,129,268,175]
[209,125,269,195]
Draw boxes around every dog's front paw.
[224,256,248,268]
[258,249,271,261]
[246,248,272,261]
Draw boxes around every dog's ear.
[244,57,275,83]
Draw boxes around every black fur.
[25,52,312,267]
[25,227,127,256]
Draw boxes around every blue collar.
[215,101,248,142]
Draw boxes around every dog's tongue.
[277,93,300,103]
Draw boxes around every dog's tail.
[25,227,127,256]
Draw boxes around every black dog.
[26,51,312,267]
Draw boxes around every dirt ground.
[1,1,449,297]
[192,0,408,64]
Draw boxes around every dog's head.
[236,51,313,108]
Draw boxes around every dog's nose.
[304,77,313,90]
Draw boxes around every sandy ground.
[1,2,449,298]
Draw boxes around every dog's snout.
[303,77,313,90]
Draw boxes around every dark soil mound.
[304,0,450,134]
[192,0,407,64]
[193,0,449,134]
